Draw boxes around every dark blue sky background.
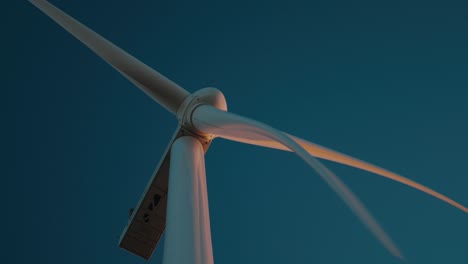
[6,0,468,263]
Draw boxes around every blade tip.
[391,249,405,262]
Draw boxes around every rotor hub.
[176,87,227,140]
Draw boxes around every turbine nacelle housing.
[176,87,227,140]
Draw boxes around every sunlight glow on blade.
[192,105,404,259]
[217,130,468,213]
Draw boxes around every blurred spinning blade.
[192,105,406,259]
[192,107,467,213]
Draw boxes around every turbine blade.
[192,105,404,259]
[194,111,467,213]
[29,0,189,114]
[291,136,468,213]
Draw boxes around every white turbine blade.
[192,105,404,259]
[165,136,214,264]
[195,111,468,213]
[29,0,189,114]
[290,136,468,213]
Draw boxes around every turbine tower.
[29,1,467,263]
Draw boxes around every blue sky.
[6,0,468,263]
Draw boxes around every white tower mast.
[164,136,214,264]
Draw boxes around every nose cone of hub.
[193,87,227,111]
[176,87,228,137]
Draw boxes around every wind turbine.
[29,1,467,263]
